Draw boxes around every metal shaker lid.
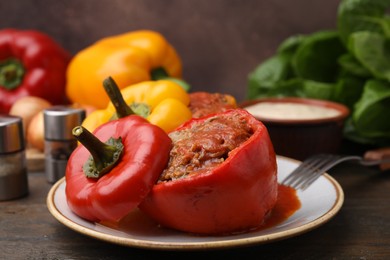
[0,115,25,153]
[44,106,86,140]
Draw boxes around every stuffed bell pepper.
[139,108,278,235]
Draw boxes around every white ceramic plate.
[46,156,344,250]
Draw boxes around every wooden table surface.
[1,142,390,259]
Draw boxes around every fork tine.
[282,156,319,187]
[282,154,341,190]
[282,154,329,187]
[281,156,318,183]
[295,155,339,190]
[282,154,369,190]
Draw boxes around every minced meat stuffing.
[189,92,237,118]
[158,112,254,182]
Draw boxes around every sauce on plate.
[258,184,301,231]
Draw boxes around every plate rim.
[46,155,344,251]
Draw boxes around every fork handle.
[364,148,390,171]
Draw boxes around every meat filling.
[189,92,237,118]
[158,112,254,182]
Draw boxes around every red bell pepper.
[0,28,71,113]
[139,108,278,235]
[65,115,172,222]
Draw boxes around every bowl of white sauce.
[241,97,350,160]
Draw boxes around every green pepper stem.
[103,76,134,118]
[0,59,25,90]
[151,67,191,92]
[72,126,123,178]
[151,67,169,80]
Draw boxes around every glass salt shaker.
[44,106,86,183]
[0,115,28,200]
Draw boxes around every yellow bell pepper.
[66,30,183,109]
[82,78,192,133]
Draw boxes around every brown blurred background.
[0,0,340,102]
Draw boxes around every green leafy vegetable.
[338,53,371,78]
[348,31,390,80]
[247,0,390,146]
[247,54,292,95]
[353,80,390,139]
[247,31,345,101]
[292,30,345,82]
[333,75,365,109]
[277,34,306,54]
[337,0,390,44]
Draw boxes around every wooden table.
[1,142,390,259]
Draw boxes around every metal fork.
[281,154,390,190]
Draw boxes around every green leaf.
[348,31,390,80]
[333,76,366,109]
[292,30,346,83]
[337,0,390,44]
[257,78,305,98]
[247,35,306,99]
[277,35,306,55]
[343,117,381,145]
[302,80,335,100]
[338,53,372,78]
[248,78,335,101]
[247,53,294,99]
[353,79,390,139]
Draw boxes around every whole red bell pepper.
[139,108,278,235]
[65,115,172,222]
[0,28,71,113]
